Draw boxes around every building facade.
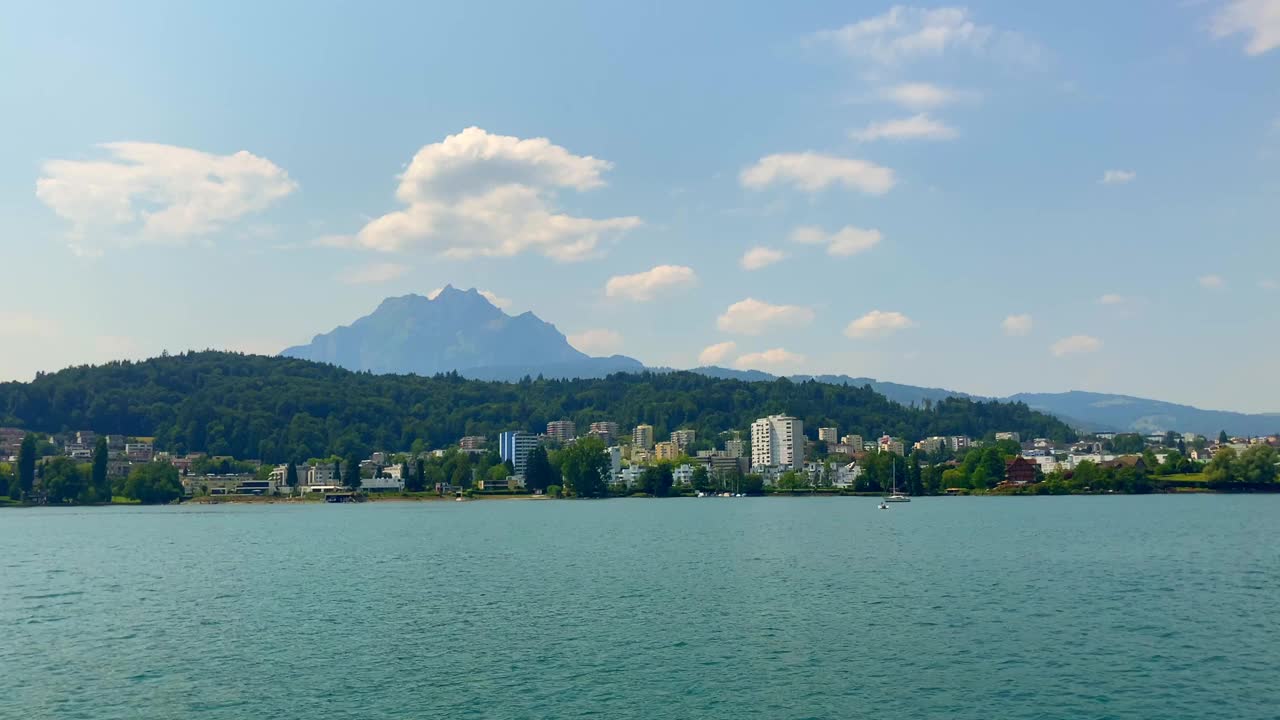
[546,420,576,443]
[632,424,655,450]
[751,415,804,469]
[499,431,540,475]
[818,427,838,444]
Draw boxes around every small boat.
[883,458,911,503]
[878,501,889,510]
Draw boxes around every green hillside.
[0,351,1075,462]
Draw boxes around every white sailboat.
[884,458,910,503]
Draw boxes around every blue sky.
[2,1,1278,412]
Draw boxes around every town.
[3,416,1277,505]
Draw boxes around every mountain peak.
[282,288,642,379]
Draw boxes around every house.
[834,462,862,488]
[672,463,694,486]
[1004,456,1038,485]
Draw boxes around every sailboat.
[884,457,910,503]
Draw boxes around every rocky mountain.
[281,286,644,378]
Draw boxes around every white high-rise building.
[751,415,804,470]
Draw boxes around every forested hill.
[0,352,1074,463]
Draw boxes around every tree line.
[0,351,1075,464]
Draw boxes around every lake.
[2,496,1277,719]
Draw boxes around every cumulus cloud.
[1199,274,1225,289]
[1050,335,1102,356]
[349,127,640,262]
[697,341,737,366]
[850,114,958,142]
[809,6,1040,66]
[740,246,786,270]
[1211,0,1280,56]
[342,262,410,285]
[882,82,965,109]
[789,225,883,257]
[845,310,915,338]
[740,152,895,195]
[734,347,806,370]
[0,311,60,340]
[1099,169,1136,185]
[1002,313,1033,336]
[605,265,698,301]
[569,329,624,356]
[1098,293,1126,305]
[36,142,296,253]
[717,298,815,336]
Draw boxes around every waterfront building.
[499,431,540,475]
[751,415,804,470]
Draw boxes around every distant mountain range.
[282,288,1277,438]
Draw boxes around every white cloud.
[789,225,883,257]
[788,226,829,245]
[882,82,965,109]
[36,142,296,253]
[734,348,806,369]
[809,6,1040,66]
[477,290,513,309]
[850,113,958,142]
[426,286,513,310]
[740,246,787,270]
[1001,313,1033,336]
[342,262,410,285]
[845,310,916,338]
[717,298,815,336]
[1199,274,1225,289]
[1098,293,1126,305]
[0,311,59,340]
[740,152,895,195]
[1211,0,1280,56]
[605,265,698,301]
[1099,169,1136,184]
[350,127,640,262]
[1050,335,1102,357]
[697,341,737,366]
[568,329,623,356]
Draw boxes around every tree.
[1236,445,1278,485]
[399,461,411,490]
[42,457,88,504]
[412,458,426,492]
[285,460,299,490]
[641,463,675,497]
[123,462,183,504]
[1205,447,1237,485]
[691,465,711,492]
[343,456,362,490]
[1218,430,1230,444]
[16,434,37,499]
[558,436,609,497]
[91,437,110,501]
[524,445,557,492]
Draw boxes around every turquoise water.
[2,496,1277,719]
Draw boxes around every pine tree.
[285,461,298,489]
[91,437,110,501]
[16,434,37,499]
[415,458,426,492]
[400,462,411,490]
[343,456,362,490]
